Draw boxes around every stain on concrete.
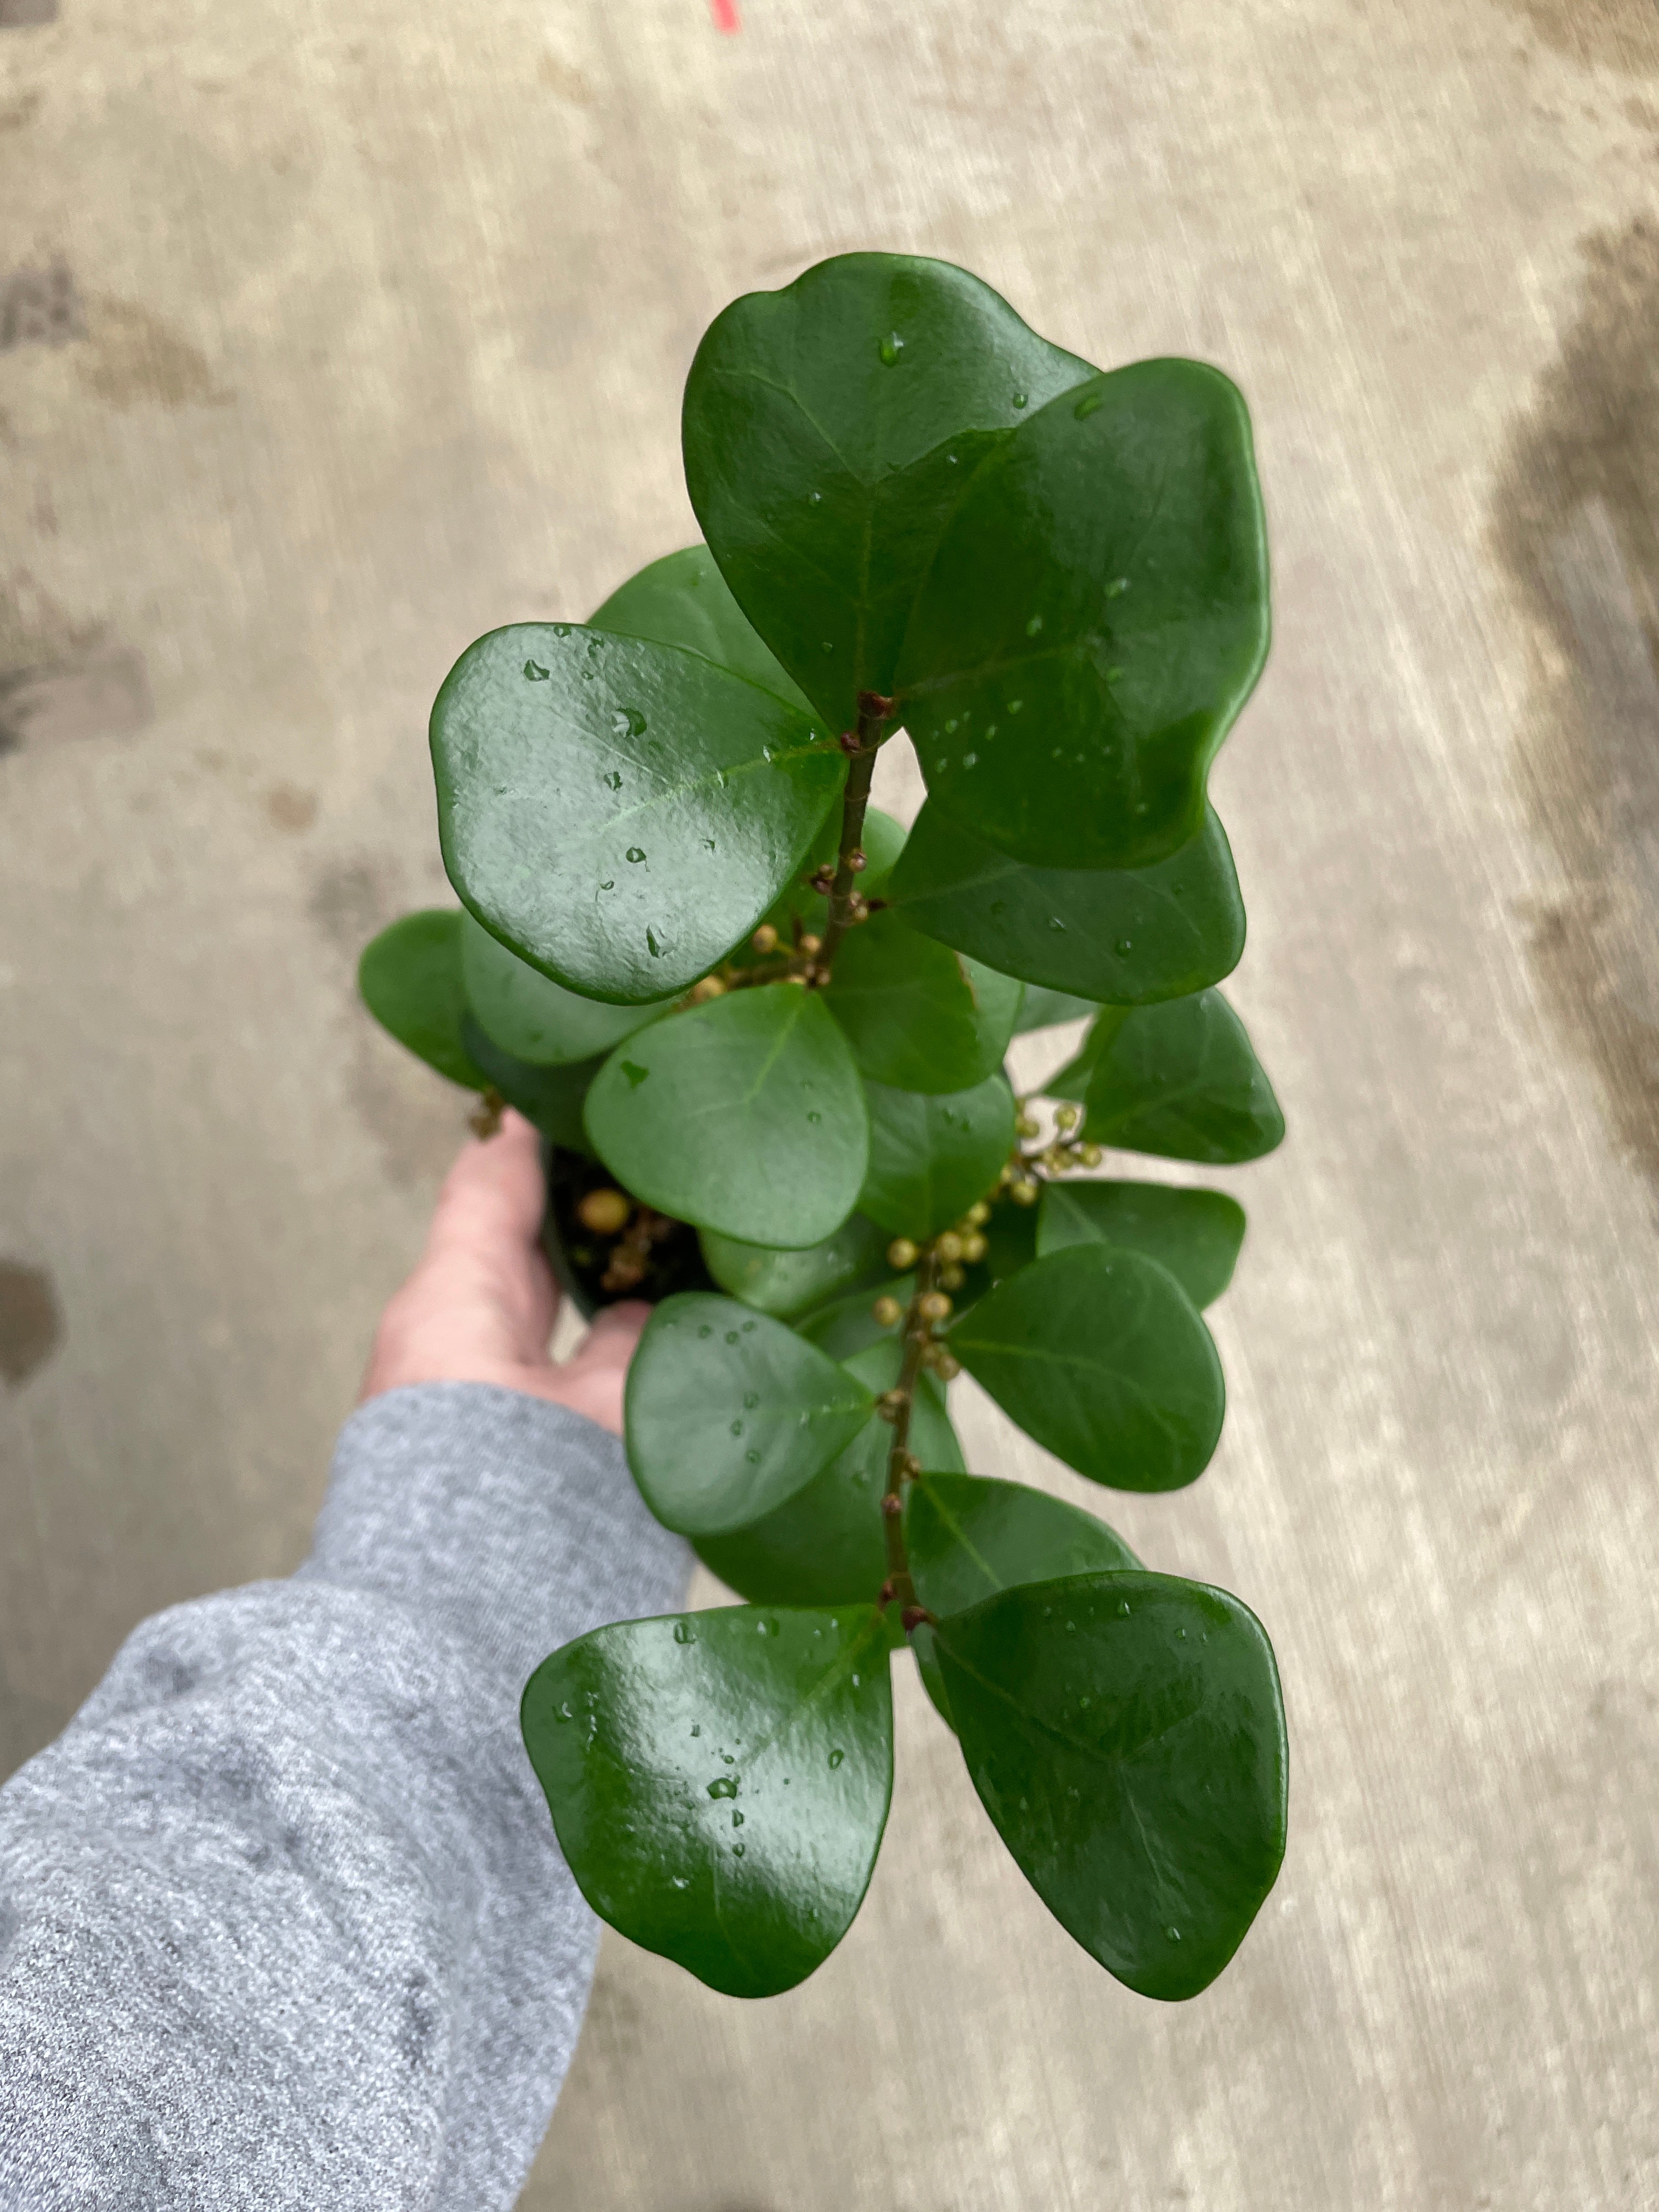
[0,642,151,755]
[0,88,41,129]
[0,1261,61,1385]
[0,260,83,353]
[0,0,57,24]
[264,782,318,833]
[76,297,233,411]
[538,54,595,104]
[308,853,400,953]
[1498,0,1659,73]
[1492,216,1659,1187]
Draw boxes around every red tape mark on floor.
[710,0,741,31]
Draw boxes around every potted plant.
[360,253,1288,2005]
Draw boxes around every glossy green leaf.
[1037,1181,1246,1308]
[589,543,814,710]
[794,1274,917,1362]
[1051,990,1285,1165]
[431,623,843,1005]
[625,1294,873,1535]
[684,253,1096,725]
[887,800,1244,1004]
[358,910,489,1090]
[460,911,671,1066]
[907,1474,1141,1727]
[897,360,1270,870]
[858,1073,1015,1240]
[823,912,1023,1094]
[1014,986,1101,1034]
[584,986,868,1248]
[460,1018,601,1153]
[696,1345,961,1616]
[523,1604,893,1998]
[949,1243,1224,1491]
[699,1212,891,1320]
[935,1571,1287,1999]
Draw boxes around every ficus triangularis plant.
[360,253,1289,2004]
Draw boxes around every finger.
[424,1109,548,1264]
[571,1300,651,1370]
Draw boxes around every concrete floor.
[3,0,1657,2204]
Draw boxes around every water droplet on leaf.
[612,707,647,737]
[524,659,550,681]
[674,1620,696,1645]
[1025,614,1043,636]
[621,1060,648,1088]
[828,1748,844,1768]
[1012,391,1028,408]
[878,331,904,365]
[707,1775,739,1799]
[627,847,646,863]
[1074,391,1103,420]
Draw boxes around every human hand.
[359,1109,646,1436]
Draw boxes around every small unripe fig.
[897,1451,922,1479]
[872,1295,904,1327]
[751,922,779,953]
[1010,1180,1040,1207]
[784,971,810,986]
[966,1200,991,1225]
[1055,1102,1082,1133]
[578,1188,631,1234]
[799,933,823,956]
[919,1290,952,1322]
[900,1604,932,1634]
[934,1231,963,1262]
[887,1237,919,1270]
[961,1232,988,1263]
[881,1492,903,1517]
[848,849,867,871]
[1080,1143,1103,1167]
[689,975,726,1002]
[933,1352,962,1381]
[938,1263,966,1291]
[1014,1112,1040,1139]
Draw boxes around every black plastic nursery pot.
[538,1142,716,1318]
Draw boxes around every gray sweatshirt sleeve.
[0,1383,690,2212]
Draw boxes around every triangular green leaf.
[684,253,1096,724]
[431,623,844,1004]
[823,911,1023,1094]
[948,1243,1224,1491]
[699,1211,892,1320]
[460,912,672,1066]
[907,1472,1140,1728]
[858,1072,1015,1240]
[934,1571,1286,1999]
[887,799,1244,1004]
[896,360,1269,869]
[1037,1181,1246,1308]
[585,985,868,1248]
[358,910,489,1090]
[589,543,815,710]
[696,1342,961,1618]
[625,1294,874,1535]
[1051,990,1284,1164]
[523,1604,894,1998]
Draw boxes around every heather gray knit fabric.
[0,1383,690,2211]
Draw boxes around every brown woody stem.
[881,1248,937,1617]
[813,694,890,983]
